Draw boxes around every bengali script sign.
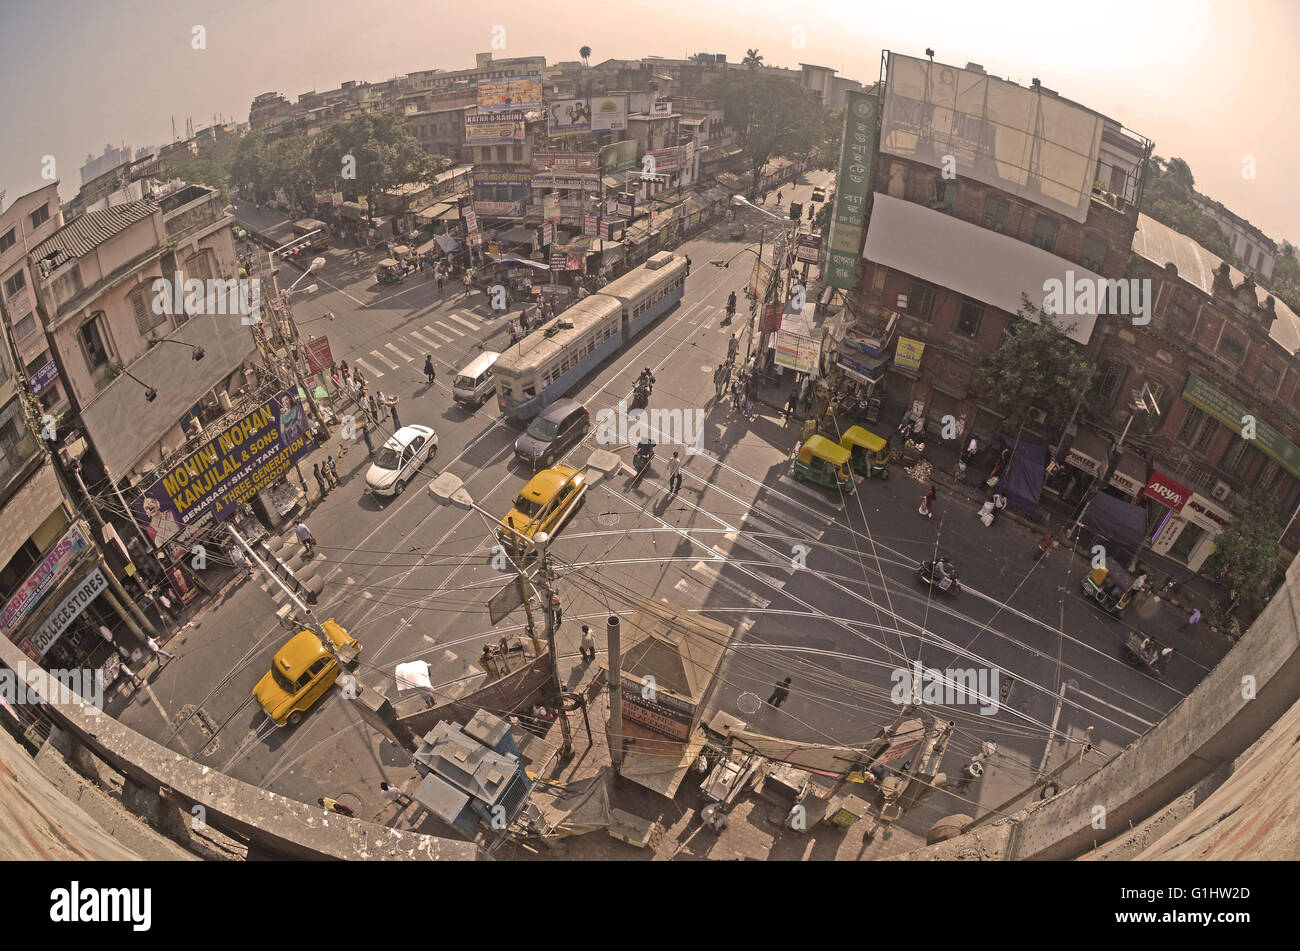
[826,89,879,290]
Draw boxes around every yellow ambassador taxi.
[253,619,360,727]
[498,464,587,552]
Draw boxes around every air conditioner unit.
[1211,480,1231,502]
[1026,407,1048,425]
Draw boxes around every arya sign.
[1144,470,1190,513]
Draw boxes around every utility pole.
[1068,384,1159,545]
[533,532,573,759]
[607,614,624,774]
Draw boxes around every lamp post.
[264,250,328,430]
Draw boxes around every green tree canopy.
[978,295,1096,430]
[1202,487,1282,615]
[742,48,764,69]
[579,45,591,66]
[1139,155,1237,263]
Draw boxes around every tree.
[1202,488,1282,616]
[1139,155,1237,263]
[706,72,829,197]
[742,48,764,70]
[308,113,446,216]
[579,45,591,67]
[977,295,1096,431]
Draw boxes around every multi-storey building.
[1190,191,1277,280]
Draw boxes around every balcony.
[162,186,228,242]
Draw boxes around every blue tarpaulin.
[995,434,1047,514]
[1080,491,1147,563]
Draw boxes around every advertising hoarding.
[0,523,89,638]
[650,100,672,118]
[477,75,542,113]
[795,234,822,264]
[1144,471,1191,513]
[894,336,925,372]
[547,98,592,136]
[29,359,59,395]
[621,675,694,740]
[20,567,106,662]
[139,388,315,541]
[600,140,638,174]
[465,111,525,145]
[590,95,627,131]
[646,147,680,174]
[826,88,879,291]
[532,151,600,188]
[304,336,333,374]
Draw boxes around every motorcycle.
[919,559,961,594]
[631,376,653,406]
[633,442,656,479]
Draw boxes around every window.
[1255,459,1284,495]
[981,197,1009,233]
[0,421,20,465]
[1030,215,1058,253]
[1258,363,1281,395]
[930,179,956,214]
[1091,359,1128,414]
[29,203,49,229]
[955,299,983,338]
[3,269,25,298]
[131,288,165,336]
[513,144,524,161]
[906,280,935,320]
[0,228,14,253]
[79,314,110,370]
[1178,406,1218,453]
[1221,438,1257,478]
[1081,235,1107,271]
[1217,332,1246,363]
[15,313,37,339]
[496,146,507,162]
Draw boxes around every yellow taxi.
[253,619,360,727]
[498,464,587,552]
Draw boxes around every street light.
[146,336,206,361]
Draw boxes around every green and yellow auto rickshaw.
[376,259,405,285]
[1080,563,1134,619]
[841,425,891,479]
[793,435,855,492]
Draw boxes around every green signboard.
[825,89,880,291]
[1182,373,1300,478]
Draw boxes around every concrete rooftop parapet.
[0,634,486,861]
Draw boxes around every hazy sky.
[3,0,1296,245]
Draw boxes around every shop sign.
[550,251,566,270]
[826,89,879,290]
[621,675,694,740]
[19,568,107,662]
[1,524,90,638]
[303,336,333,374]
[795,234,822,264]
[1109,464,1146,497]
[1183,493,1232,533]
[583,214,598,236]
[1065,446,1103,477]
[1183,373,1300,479]
[1144,470,1190,513]
[29,358,59,395]
[894,336,924,372]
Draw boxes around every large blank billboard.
[880,54,1104,224]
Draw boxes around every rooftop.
[30,200,157,273]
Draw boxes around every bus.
[495,252,688,420]
[291,218,331,251]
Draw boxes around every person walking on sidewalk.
[313,463,329,497]
[424,354,437,385]
[580,624,597,662]
[146,635,176,662]
[784,392,798,423]
[714,364,728,400]
[1035,533,1053,561]
[919,485,936,519]
[1178,607,1202,632]
[119,660,143,689]
[379,781,412,807]
[295,521,317,556]
[229,545,253,578]
[666,451,683,494]
[317,797,355,817]
[767,677,792,709]
[327,455,340,485]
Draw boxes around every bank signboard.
[825,88,879,290]
[1182,373,1300,479]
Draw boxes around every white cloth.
[666,457,682,479]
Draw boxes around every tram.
[496,252,687,419]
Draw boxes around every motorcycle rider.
[637,367,656,394]
[635,437,656,473]
[932,555,956,582]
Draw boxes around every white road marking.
[409,329,439,349]
[423,324,454,343]
[353,358,384,377]
[447,313,481,331]
[776,475,846,509]
[690,560,772,607]
[371,349,400,369]
[386,342,415,362]
[436,322,466,338]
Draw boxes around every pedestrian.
[767,676,792,709]
[146,635,176,662]
[424,354,437,384]
[714,364,728,399]
[317,797,355,817]
[119,660,143,689]
[327,455,339,485]
[313,463,329,497]
[330,365,342,389]
[580,624,597,662]
[784,392,798,422]
[1178,607,1202,632]
[1155,646,1175,673]
[295,521,317,555]
[229,546,252,578]
[919,485,936,519]
[685,255,691,276]
[388,397,401,430]
[361,423,374,457]
[352,249,361,266]
[369,390,383,421]
[666,451,683,494]
[462,271,472,297]
[379,781,412,806]
[340,360,350,380]
[436,270,445,293]
[1035,533,1053,561]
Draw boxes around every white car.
[365,425,437,497]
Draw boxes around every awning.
[1065,428,1108,477]
[863,194,1101,345]
[601,176,622,190]
[489,257,550,271]
[994,434,1047,515]
[1080,491,1147,561]
[1109,450,1148,497]
[433,234,459,253]
[416,202,455,222]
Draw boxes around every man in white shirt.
[666,451,683,495]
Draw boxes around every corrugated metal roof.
[1133,213,1300,356]
[31,200,158,271]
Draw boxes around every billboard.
[532,151,600,187]
[894,335,925,371]
[139,388,315,544]
[825,88,879,291]
[465,111,524,145]
[0,523,89,639]
[646,147,680,174]
[304,336,333,374]
[795,234,822,264]
[20,567,106,662]
[651,100,672,118]
[477,74,542,113]
[547,98,592,136]
[601,140,638,174]
[880,53,1104,224]
[590,95,627,131]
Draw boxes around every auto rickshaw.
[793,435,854,492]
[841,425,891,479]
[390,244,412,264]
[1080,563,1134,619]
[376,259,405,285]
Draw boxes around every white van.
[453,351,500,407]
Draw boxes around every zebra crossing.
[349,309,502,378]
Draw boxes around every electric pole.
[534,532,573,758]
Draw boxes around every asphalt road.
[107,173,1230,836]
